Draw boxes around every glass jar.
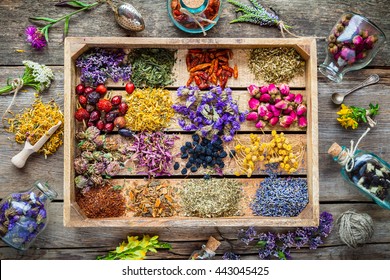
[319,12,386,83]
[0,181,58,250]
[328,143,390,210]
[189,236,221,260]
[167,0,222,34]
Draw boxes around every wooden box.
[64,37,318,227]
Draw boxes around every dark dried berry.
[180,146,188,153]
[229,150,236,158]
[104,122,114,132]
[96,120,105,130]
[192,134,200,143]
[203,174,211,179]
[78,95,87,106]
[181,168,188,175]
[111,95,122,105]
[87,92,101,105]
[84,87,94,95]
[190,166,198,172]
[89,110,101,122]
[181,153,188,159]
[174,162,180,170]
[106,111,119,122]
[118,128,134,138]
[185,142,192,148]
[75,84,85,95]
[118,102,129,115]
[186,162,192,168]
[219,151,227,158]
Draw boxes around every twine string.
[278,21,326,39]
[179,8,216,36]
[339,127,371,172]
[1,78,24,126]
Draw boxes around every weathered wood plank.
[0,1,388,66]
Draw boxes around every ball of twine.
[336,209,374,248]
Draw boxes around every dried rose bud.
[269,116,279,126]
[257,104,268,117]
[360,29,369,39]
[255,120,266,129]
[260,85,268,94]
[353,35,364,47]
[329,44,338,55]
[284,93,296,102]
[268,84,278,95]
[279,84,290,96]
[356,50,367,60]
[365,35,378,49]
[248,97,260,110]
[280,116,294,128]
[263,111,274,121]
[294,94,303,104]
[298,116,308,128]
[247,84,260,96]
[289,110,298,121]
[275,100,288,110]
[259,93,271,103]
[246,111,259,121]
[328,34,337,43]
[296,104,307,116]
[270,105,281,117]
[341,13,352,26]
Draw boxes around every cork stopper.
[205,236,221,252]
[328,142,342,157]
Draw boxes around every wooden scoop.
[11,121,62,168]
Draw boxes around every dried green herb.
[180,179,243,218]
[128,48,176,88]
[249,47,305,83]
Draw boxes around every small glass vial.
[189,236,221,260]
[0,181,58,250]
[328,143,390,210]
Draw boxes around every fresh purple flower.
[25,26,47,50]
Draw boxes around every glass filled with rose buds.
[319,12,386,83]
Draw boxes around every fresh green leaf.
[63,17,70,39]
[55,1,90,8]
[29,16,57,23]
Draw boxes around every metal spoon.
[331,74,380,105]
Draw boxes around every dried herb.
[126,180,178,218]
[181,179,243,218]
[97,235,171,260]
[76,184,126,218]
[7,96,64,157]
[125,88,175,131]
[128,48,176,88]
[249,47,305,83]
[251,174,308,217]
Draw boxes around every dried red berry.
[125,82,135,94]
[96,84,107,96]
[89,110,101,122]
[96,120,105,130]
[104,122,114,132]
[78,95,87,106]
[111,95,122,105]
[76,84,85,95]
[97,99,112,113]
[118,102,129,115]
[87,121,95,127]
[74,108,90,121]
[114,116,126,128]
[84,87,94,96]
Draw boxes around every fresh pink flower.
[25,25,47,50]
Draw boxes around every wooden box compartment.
[64,37,318,227]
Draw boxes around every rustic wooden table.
[0,0,389,260]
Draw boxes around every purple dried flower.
[25,26,47,50]
[238,226,257,245]
[105,161,121,177]
[222,252,241,260]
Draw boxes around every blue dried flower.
[238,226,257,245]
[222,252,241,260]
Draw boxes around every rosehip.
[78,95,87,106]
[97,99,112,113]
[96,84,107,96]
[84,87,94,96]
[75,84,85,95]
[125,82,135,94]
[105,111,119,122]
[87,121,95,127]
[89,110,101,122]
[114,116,126,128]
[74,108,90,121]
[111,95,122,105]
[96,120,105,130]
[118,102,129,115]
[104,122,114,132]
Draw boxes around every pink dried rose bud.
[259,93,271,103]
[284,93,296,102]
[340,46,356,61]
[271,106,281,117]
[280,116,295,128]
[279,84,290,96]
[296,104,307,116]
[329,44,339,55]
[360,29,369,39]
[247,84,260,96]
[248,97,260,110]
[258,104,268,117]
[356,50,367,60]
[365,35,378,49]
[275,100,288,110]
[263,111,274,121]
[268,84,279,95]
[283,107,292,115]
[269,116,279,126]
[352,35,364,47]
[255,120,266,129]
[260,85,269,94]
[246,111,259,121]
[298,116,308,128]
[294,93,303,104]
[274,97,281,104]
[289,110,297,121]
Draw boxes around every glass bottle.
[319,12,386,83]
[0,181,58,250]
[328,143,390,210]
[189,236,221,260]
